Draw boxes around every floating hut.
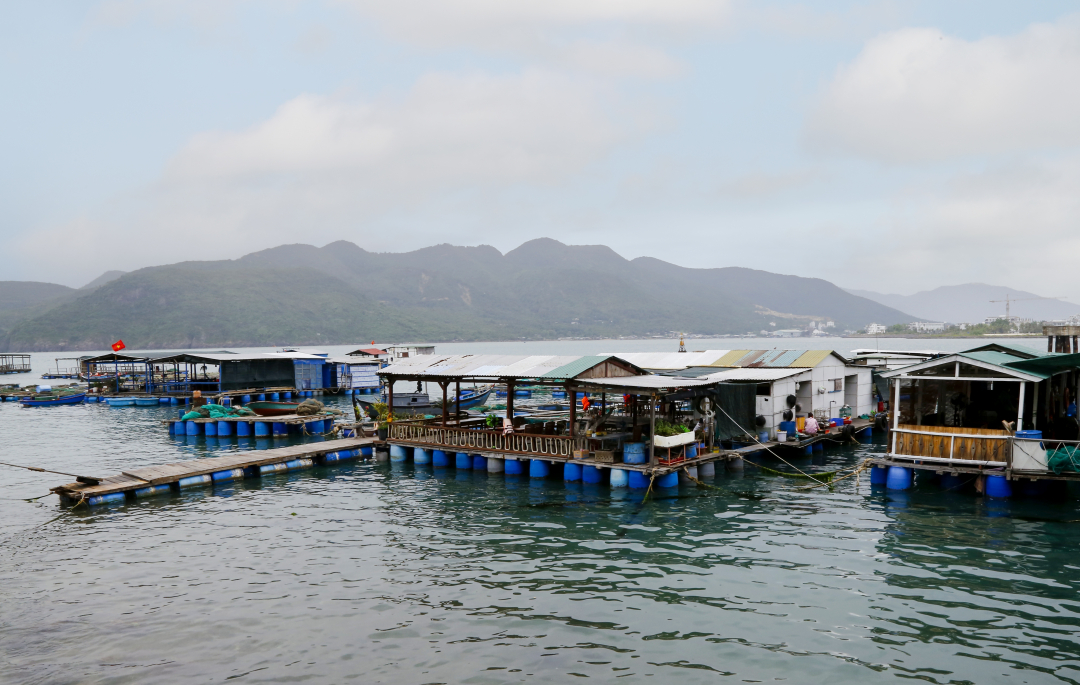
[0,354,31,375]
[875,341,1080,494]
[376,353,763,487]
[146,351,327,395]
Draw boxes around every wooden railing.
[892,424,1009,463]
[388,423,577,458]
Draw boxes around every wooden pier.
[52,437,376,506]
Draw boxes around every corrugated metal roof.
[963,342,1044,359]
[710,350,749,366]
[577,375,719,391]
[703,367,808,382]
[598,351,730,370]
[961,351,1037,368]
[539,355,614,379]
[150,352,326,364]
[735,350,768,367]
[791,350,832,367]
[764,350,806,367]
[880,352,1050,380]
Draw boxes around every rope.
[641,473,656,504]
[714,405,820,480]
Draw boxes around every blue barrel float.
[583,465,602,484]
[628,471,651,489]
[283,392,292,399]
[414,448,432,465]
[564,462,582,482]
[986,474,1012,498]
[273,422,288,437]
[254,421,270,437]
[471,454,487,471]
[204,421,217,437]
[260,458,314,475]
[432,450,449,467]
[487,457,504,473]
[217,420,232,436]
[185,421,199,436]
[610,469,629,488]
[270,392,279,401]
[241,395,251,404]
[530,460,549,478]
[870,466,888,486]
[886,466,912,490]
[505,457,523,475]
[657,472,678,488]
[257,393,266,401]
[456,452,471,469]
[624,442,647,464]
[237,421,251,437]
[390,445,410,462]
[212,468,244,482]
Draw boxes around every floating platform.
[52,437,377,506]
[165,412,342,437]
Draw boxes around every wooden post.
[506,380,515,427]
[1017,380,1026,431]
[387,375,394,424]
[440,381,448,426]
[455,380,461,424]
[649,393,657,465]
[891,378,900,455]
[568,383,576,439]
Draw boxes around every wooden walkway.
[52,437,376,506]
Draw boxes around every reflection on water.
[2,392,1080,683]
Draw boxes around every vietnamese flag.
[111,340,126,352]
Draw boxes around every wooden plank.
[55,437,376,496]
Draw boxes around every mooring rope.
[714,405,821,480]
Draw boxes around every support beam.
[649,393,657,466]
[455,380,461,424]
[387,375,394,425]
[1017,380,1026,432]
[440,381,448,426]
[568,383,576,439]
[506,380,515,426]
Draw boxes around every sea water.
[2,339,1078,683]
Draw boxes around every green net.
[1048,445,1080,474]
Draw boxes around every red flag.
[111,340,126,352]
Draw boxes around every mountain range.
[0,239,914,352]
[846,284,1080,324]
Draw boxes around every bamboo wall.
[893,424,1008,462]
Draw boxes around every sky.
[2,1,1079,301]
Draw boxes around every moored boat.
[105,397,137,407]
[19,392,86,407]
[134,397,160,406]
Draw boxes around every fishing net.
[1048,446,1080,474]
[296,399,325,416]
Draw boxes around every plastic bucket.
[776,431,787,442]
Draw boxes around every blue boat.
[19,392,86,407]
[105,397,137,407]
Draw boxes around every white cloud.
[805,16,1080,163]
[19,69,648,281]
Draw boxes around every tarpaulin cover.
[219,359,296,391]
[714,383,757,442]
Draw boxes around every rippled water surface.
[3,346,1080,684]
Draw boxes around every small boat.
[19,392,86,407]
[354,386,494,415]
[134,398,160,407]
[246,400,301,416]
[105,397,137,407]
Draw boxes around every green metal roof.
[958,351,1051,379]
[961,342,1044,359]
[1004,352,1080,377]
[538,355,614,380]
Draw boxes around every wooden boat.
[19,392,86,407]
[246,400,301,416]
[354,386,493,415]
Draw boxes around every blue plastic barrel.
[699,462,715,478]
[530,460,549,478]
[241,395,251,404]
[158,397,170,404]
[360,446,373,457]
[204,422,217,437]
[986,474,1012,498]
[779,420,797,434]
[1015,430,1043,439]
[870,466,887,486]
[433,450,449,467]
[504,458,522,475]
[583,465,602,484]
[270,392,279,401]
[758,431,769,442]
[283,392,292,399]
[886,466,912,490]
[87,492,127,506]
[237,421,251,437]
[628,471,651,489]
[306,421,321,434]
[390,445,409,462]
[273,422,287,437]
[212,468,244,482]
[254,421,270,437]
[564,462,582,481]
[813,441,823,452]
[170,397,178,405]
[185,421,199,436]
[178,474,212,488]
[257,393,266,401]
[686,444,698,459]
[803,446,812,456]
[134,484,170,498]
[657,472,678,488]
[610,469,628,488]
[472,454,487,471]
[414,448,432,465]
[456,452,471,469]
[624,442,647,464]
[217,421,232,436]
[221,397,231,407]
